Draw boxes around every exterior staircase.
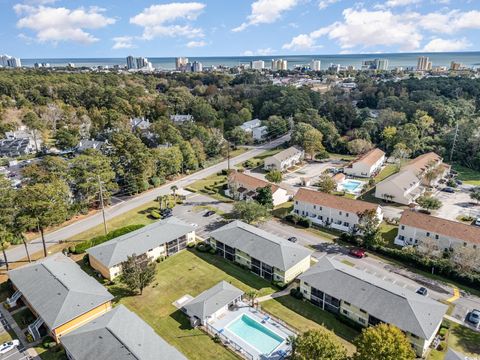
[28,317,44,340]
[6,290,22,307]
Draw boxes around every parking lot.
[0,315,28,360]
[434,185,480,222]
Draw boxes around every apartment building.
[344,148,385,178]
[264,146,304,172]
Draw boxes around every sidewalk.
[257,283,295,303]
[0,304,39,357]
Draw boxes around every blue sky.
[1,0,479,58]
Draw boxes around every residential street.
[4,134,290,264]
[173,192,480,332]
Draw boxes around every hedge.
[72,224,145,254]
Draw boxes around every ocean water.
[20,52,480,70]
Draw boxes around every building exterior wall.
[395,224,477,250]
[88,255,112,279]
[345,155,385,178]
[300,281,432,357]
[283,256,311,283]
[375,180,423,205]
[293,200,383,233]
[264,151,304,172]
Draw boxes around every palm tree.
[157,195,164,210]
[170,185,178,203]
[245,289,259,307]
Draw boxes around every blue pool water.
[342,180,362,192]
[226,314,284,354]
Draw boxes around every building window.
[342,309,349,315]
[343,222,349,227]
[463,242,467,247]
[426,232,430,237]
[319,216,323,220]
[358,318,366,324]
[360,308,367,314]
[320,206,322,210]
[343,301,350,306]
[295,201,298,205]
[401,225,405,230]
[435,234,439,240]
[339,211,342,215]
[313,205,316,209]
[399,235,405,241]
[346,213,349,217]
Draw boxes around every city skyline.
[0,0,479,58]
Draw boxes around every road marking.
[446,287,460,303]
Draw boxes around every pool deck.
[208,302,294,360]
[338,179,366,195]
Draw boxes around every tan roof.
[295,188,379,213]
[332,173,345,183]
[229,171,280,193]
[354,148,385,167]
[405,152,442,174]
[400,210,480,245]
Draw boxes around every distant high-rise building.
[175,57,189,71]
[310,59,321,71]
[417,56,432,71]
[328,63,341,73]
[375,58,389,71]
[271,59,288,71]
[192,61,203,72]
[1,55,21,68]
[450,61,462,71]
[126,56,137,70]
[251,60,265,70]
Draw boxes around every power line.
[98,175,108,236]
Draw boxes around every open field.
[453,164,480,186]
[112,250,276,360]
[374,164,398,182]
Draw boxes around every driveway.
[434,186,480,221]
[4,134,290,264]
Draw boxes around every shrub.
[150,176,164,187]
[68,245,76,254]
[298,217,312,228]
[441,320,451,329]
[438,328,448,338]
[187,242,195,248]
[437,341,447,351]
[185,187,197,193]
[73,224,145,254]
[213,334,221,343]
[150,210,161,219]
[209,248,216,255]
[336,314,365,332]
[290,287,303,299]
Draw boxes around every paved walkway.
[446,287,460,303]
[0,305,39,357]
[257,284,295,303]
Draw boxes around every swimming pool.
[341,179,363,192]
[226,314,284,355]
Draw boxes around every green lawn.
[327,152,357,161]
[237,148,284,169]
[379,222,398,247]
[35,346,66,360]
[11,307,35,328]
[375,164,399,182]
[189,172,232,203]
[113,250,276,360]
[447,321,480,357]
[271,201,293,218]
[261,296,357,355]
[453,164,480,186]
[307,225,341,242]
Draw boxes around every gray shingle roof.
[60,305,187,360]
[298,257,447,340]
[87,217,195,268]
[210,220,312,271]
[8,253,113,330]
[183,281,244,321]
[269,146,303,162]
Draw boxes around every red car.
[349,248,366,258]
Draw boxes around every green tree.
[317,174,337,194]
[0,176,16,269]
[22,156,70,185]
[120,254,157,295]
[70,149,117,208]
[232,201,270,224]
[265,115,289,138]
[416,195,442,212]
[254,186,274,208]
[381,126,397,153]
[152,146,183,179]
[469,187,480,205]
[179,140,198,171]
[22,111,43,152]
[265,170,283,183]
[227,127,248,147]
[55,127,80,150]
[291,329,347,360]
[357,209,383,248]
[170,185,178,202]
[303,127,325,159]
[354,323,416,360]
[347,139,374,155]
[244,289,258,307]
[17,180,70,257]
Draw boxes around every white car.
[475,218,480,227]
[0,339,20,354]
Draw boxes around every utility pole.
[449,121,459,163]
[98,175,108,235]
[227,141,230,171]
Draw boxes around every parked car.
[455,179,463,185]
[475,218,480,227]
[204,210,216,217]
[287,237,297,243]
[161,208,172,219]
[441,187,455,193]
[0,340,20,354]
[349,248,366,258]
[467,309,480,327]
[416,287,428,296]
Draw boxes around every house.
[298,257,447,357]
[344,148,385,178]
[87,217,195,280]
[170,114,193,123]
[239,119,261,132]
[209,220,312,283]
[252,125,268,141]
[375,152,449,205]
[61,305,187,360]
[293,188,383,233]
[182,281,244,326]
[6,254,113,342]
[264,146,304,172]
[76,139,106,153]
[0,126,42,157]
[130,117,152,131]
[225,171,290,206]
[395,210,480,250]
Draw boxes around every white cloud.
[384,0,420,7]
[112,36,135,49]
[283,34,317,50]
[14,4,115,44]
[318,0,340,10]
[242,50,254,56]
[130,2,205,40]
[421,10,480,34]
[422,37,471,52]
[186,40,207,48]
[233,0,299,32]
[241,48,275,56]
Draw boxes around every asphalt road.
[5,134,290,264]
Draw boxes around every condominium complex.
[361,58,389,71]
[176,57,189,70]
[126,56,153,70]
[1,54,21,68]
[299,257,447,357]
[250,60,265,70]
[271,58,288,71]
[417,56,432,71]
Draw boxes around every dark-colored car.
[467,309,480,327]
[416,287,428,296]
[349,248,366,258]
[161,208,172,219]
[441,187,455,193]
[288,237,297,243]
[204,210,216,217]
[455,179,463,185]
